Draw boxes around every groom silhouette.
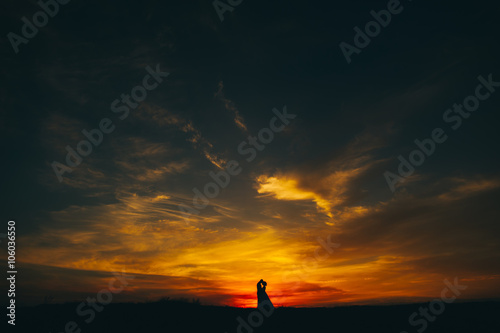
[257,279,274,310]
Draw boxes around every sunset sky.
[2,0,500,308]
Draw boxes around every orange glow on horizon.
[16,173,500,307]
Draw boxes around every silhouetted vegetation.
[16,300,500,333]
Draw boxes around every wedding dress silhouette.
[257,279,274,309]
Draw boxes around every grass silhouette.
[15,299,500,333]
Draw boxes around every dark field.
[14,300,500,333]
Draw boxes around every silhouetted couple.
[257,279,274,311]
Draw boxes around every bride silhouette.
[257,279,274,310]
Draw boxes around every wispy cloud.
[214,81,248,133]
[438,177,500,201]
[136,104,226,169]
